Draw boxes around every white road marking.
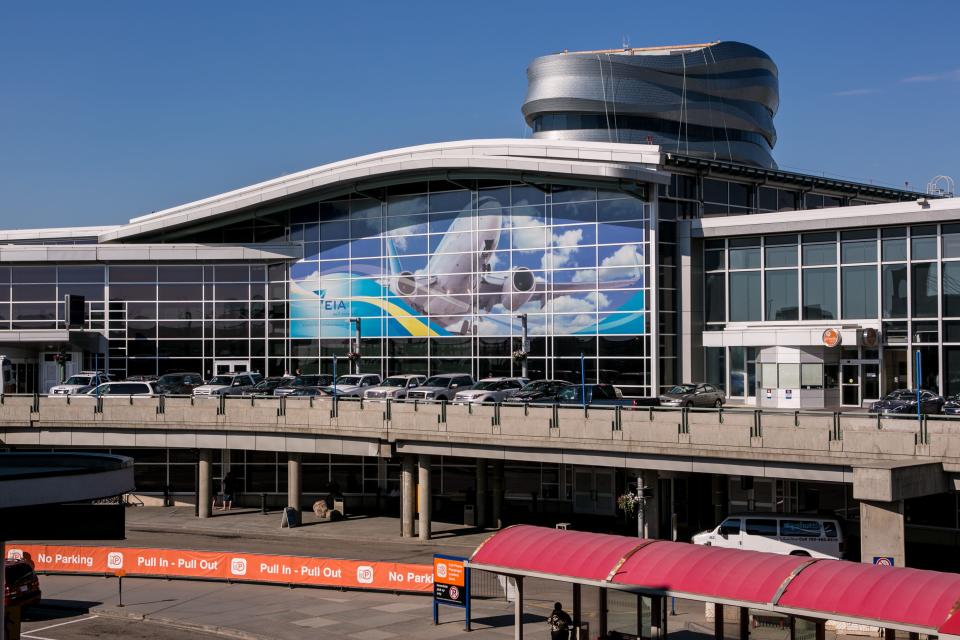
[24,614,99,634]
[22,634,58,640]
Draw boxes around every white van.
[691,513,844,559]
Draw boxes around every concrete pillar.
[287,452,302,516]
[492,460,504,528]
[642,469,660,539]
[418,454,432,541]
[514,576,524,640]
[715,603,725,640]
[651,595,663,640]
[859,499,905,566]
[636,593,644,640]
[476,459,488,528]
[401,454,415,538]
[198,449,212,519]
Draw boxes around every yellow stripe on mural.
[354,297,439,337]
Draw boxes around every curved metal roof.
[468,525,960,634]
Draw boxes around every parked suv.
[155,372,205,395]
[48,371,111,396]
[322,374,382,397]
[88,381,156,396]
[453,377,528,404]
[4,558,41,608]
[274,374,334,397]
[363,375,427,400]
[659,383,725,408]
[556,384,648,406]
[193,372,262,396]
[406,374,474,401]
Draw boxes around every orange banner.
[6,544,434,593]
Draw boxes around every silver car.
[322,373,382,397]
[193,373,262,396]
[453,377,528,404]
[363,375,427,400]
[406,374,475,402]
[659,383,725,408]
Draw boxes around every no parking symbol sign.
[873,556,895,566]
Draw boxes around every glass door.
[841,362,860,406]
[862,361,881,403]
[214,360,249,375]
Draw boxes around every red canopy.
[612,540,810,604]
[777,559,960,630]
[470,525,643,582]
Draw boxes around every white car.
[363,375,427,400]
[193,373,262,396]
[691,513,844,559]
[49,372,112,396]
[453,377,528,404]
[323,374,382,398]
[87,381,156,396]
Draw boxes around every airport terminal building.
[5,41,960,546]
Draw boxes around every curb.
[90,605,273,640]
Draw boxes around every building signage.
[6,544,433,592]
[785,389,793,400]
[873,556,895,567]
[822,328,841,348]
[433,554,471,630]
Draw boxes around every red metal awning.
[469,525,643,582]
[611,540,811,604]
[777,559,960,631]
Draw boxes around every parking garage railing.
[0,393,954,460]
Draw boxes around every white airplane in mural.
[384,196,642,333]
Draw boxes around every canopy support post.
[739,607,749,640]
[815,621,825,640]
[598,587,608,639]
[572,583,581,638]
[514,575,524,640]
[884,630,895,640]
[715,603,724,640]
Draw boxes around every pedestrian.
[221,471,236,511]
[546,602,572,640]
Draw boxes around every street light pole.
[351,317,362,374]
[637,479,646,538]
[516,313,528,379]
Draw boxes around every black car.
[508,380,574,403]
[275,374,335,397]
[155,372,205,395]
[869,389,944,415]
[943,394,960,415]
[245,376,290,396]
[556,384,657,407]
[5,558,41,608]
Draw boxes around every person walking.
[221,471,237,511]
[546,602,572,640]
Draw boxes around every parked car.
[405,374,474,401]
[246,376,291,397]
[274,374,334,397]
[287,387,325,397]
[321,374,382,397]
[453,377,528,404]
[692,513,844,559]
[192,373,262,396]
[4,558,41,608]
[124,375,159,382]
[556,383,653,407]
[944,394,960,415]
[48,371,111,396]
[363,375,427,400]
[507,379,573,403]
[87,381,156,396]
[154,372,205,395]
[658,383,725,408]
[868,389,944,415]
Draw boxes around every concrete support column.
[418,454,432,541]
[401,454,416,538]
[492,460,504,529]
[859,499,905,566]
[642,469,659,539]
[651,595,663,640]
[198,449,212,519]
[476,459,488,528]
[514,575,524,640]
[287,452,302,517]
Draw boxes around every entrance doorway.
[572,467,615,516]
[840,358,882,407]
[214,360,249,375]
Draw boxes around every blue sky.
[2,1,958,228]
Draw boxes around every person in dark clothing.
[547,602,572,640]
[221,471,237,511]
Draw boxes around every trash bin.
[464,503,476,526]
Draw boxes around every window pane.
[911,225,937,261]
[760,363,777,388]
[801,363,823,388]
[841,266,877,319]
[705,274,725,323]
[745,519,778,536]
[765,270,798,321]
[729,272,761,322]
[729,247,760,269]
[912,263,938,318]
[802,243,836,266]
[802,268,837,320]
[882,228,908,261]
[944,263,960,317]
[778,363,800,388]
[883,264,909,318]
[765,244,797,268]
[704,250,725,271]
[780,520,821,537]
[841,231,877,263]
[943,224,960,259]
[946,346,960,397]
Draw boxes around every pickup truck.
[556,384,660,407]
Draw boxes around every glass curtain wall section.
[703,224,960,396]
[285,181,652,395]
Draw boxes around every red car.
[4,559,41,608]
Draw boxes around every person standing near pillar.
[546,602,572,640]
[221,470,236,511]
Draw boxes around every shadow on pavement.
[22,600,102,621]
[471,612,547,628]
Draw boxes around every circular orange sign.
[822,328,841,348]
